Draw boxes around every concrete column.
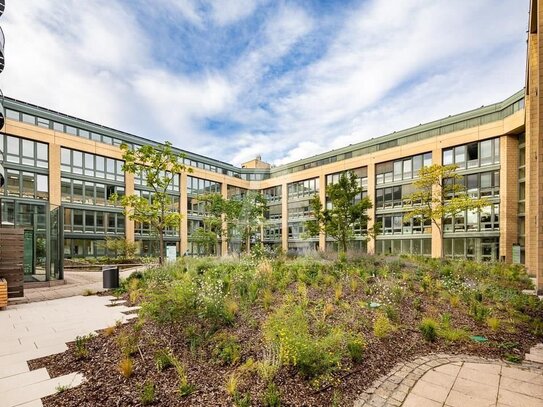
[499,135,519,262]
[180,172,188,255]
[431,147,443,258]
[48,144,61,207]
[525,2,543,292]
[124,172,135,243]
[221,182,228,256]
[318,174,326,251]
[366,163,376,254]
[281,182,288,251]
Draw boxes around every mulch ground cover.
[27,258,543,406]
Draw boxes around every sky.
[0,0,528,167]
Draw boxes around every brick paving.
[353,353,543,407]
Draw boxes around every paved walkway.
[0,295,139,407]
[354,354,543,407]
[9,266,146,303]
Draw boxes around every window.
[480,140,492,166]
[467,142,478,166]
[443,149,453,165]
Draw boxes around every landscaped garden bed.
[29,255,543,406]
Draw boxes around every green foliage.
[73,334,93,359]
[264,303,348,378]
[412,297,423,312]
[155,348,174,372]
[211,332,241,365]
[373,314,395,338]
[171,356,195,396]
[234,392,252,407]
[305,171,373,253]
[470,302,491,323]
[403,164,488,258]
[419,318,438,342]
[262,382,281,407]
[347,336,366,362]
[117,141,192,264]
[99,236,137,259]
[504,354,522,364]
[117,331,138,357]
[139,380,156,405]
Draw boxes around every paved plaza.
[10,267,145,304]
[355,354,543,407]
[0,295,138,407]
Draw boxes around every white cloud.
[208,0,262,26]
[0,0,527,167]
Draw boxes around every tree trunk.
[246,226,251,254]
[159,228,164,265]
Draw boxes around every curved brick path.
[353,353,543,407]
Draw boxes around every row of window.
[444,237,499,261]
[443,204,500,232]
[443,138,500,169]
[376,153,432,185]
[134,170,180,192]
[0,135,48,168]
[187,176,221,196]
[445,171,500,199]
[375,238,432,256]
[264,205,282,221]
[1,200,47,229]
[263,185,282,203]
[135,221,179,237]
[3,170,48,200]
[61,178,124,207]
[136,189,180,212]
[376,214,432,235]
[326,167,368,188]
[227,186,247,200]
[61,148,125,182]
[264,225,282,241]
[288,178,320,200]
[63,208,125,234]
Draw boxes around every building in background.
[2,0,543,293]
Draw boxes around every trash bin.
[102,266,120,289]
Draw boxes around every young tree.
[191,193,225,255]
[116,142,191,265]
[403,164,488,259]
[235,191,267,254]
[305,171,373,254]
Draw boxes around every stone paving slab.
[8,266,147,304]
[0,294,140,406]
[353,353,543,407]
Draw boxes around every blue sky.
[1,0,528,166]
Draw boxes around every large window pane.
[22,172,35,198]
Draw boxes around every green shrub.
[470,302,491,323]
[211,332,241,366]
[419,318,438,342]
[234,392,252,407]
[262,382,281,407]
[486,317,501,331]
[117,331,138,357]
[373,315,395,338]
[264,303,347,378]
[73,334,93,359]
[412,297,423,312]
[139,380,155,405]
[347,337,366,362]
[154,348,173,372]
